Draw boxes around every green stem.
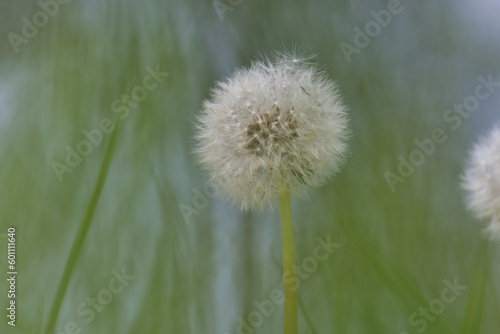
[459,238,492,334]
[44,83,134,334]
[44,120,122,334]
[278,185,298,334]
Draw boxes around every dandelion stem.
[278,184,298,334]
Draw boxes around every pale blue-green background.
[0,0,499,333]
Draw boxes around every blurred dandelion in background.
[463,126,500,239]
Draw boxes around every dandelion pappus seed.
[463,126,500,239]
[195,51,350,211]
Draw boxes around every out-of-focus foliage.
[0,0,499,333]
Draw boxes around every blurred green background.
[0,0,499,333]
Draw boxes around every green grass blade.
[459,239,492,334]
[44,84,134,334]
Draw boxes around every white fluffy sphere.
[463,126,500,238]
[195,53,350,211]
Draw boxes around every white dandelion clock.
[195,52,349,211]
[463,126,500,239]
[195,51,350,334]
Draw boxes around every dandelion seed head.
[195,52,350,211]
[463,126,500,239]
